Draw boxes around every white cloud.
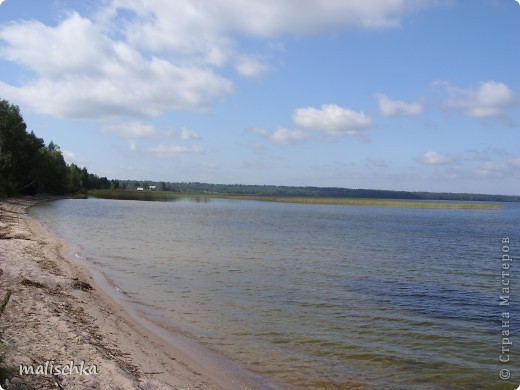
[476,161,507,178]
[435,80,516,120]
[417,150,519,183]
[0,13,105,78]
[108,0,431,46]
[252,103,373,145]
[0,12,232,119]
[234,55,270,78]
[0,63,233,119]
[62,151,86,165]
[146,144,204,157]
[420,151,451,165]
[508,157,520,167]
[375,93,423,117]
[103,122,156,138]
[0,1,439,120]
[179,128,201,140]
[292,104,372,136]
[115,0,432,69]
[253,127,307,145]
[128,140,138,152]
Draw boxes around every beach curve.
[0,197,263,390]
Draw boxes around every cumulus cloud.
[108,0,430,47]
[375,93,423,117]
[234,55,271,78]
[476,161,507,178]
[0,1,438,120]
[0,11,232,119]
[253,127,307,145]
[0,59,232,120]
[62,151,86,164]
[0,13,104,78]
[146,144,204,157]
[252,103,373,145]
[434,80,516,120]
[415,149,519,186]
[421,151,446,165]
[179,128,201,140]
[419,151,459,165]
[292,104,372,136]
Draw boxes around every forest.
[0,99,110,197]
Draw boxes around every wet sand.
[0,197,261,390]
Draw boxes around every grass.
[88,189,501,209]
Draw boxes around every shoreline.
[0,197,268,389]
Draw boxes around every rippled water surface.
[30,198,520,389]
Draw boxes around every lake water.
[30,198,519,389]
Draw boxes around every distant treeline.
[0,99,110,197]
[115,180,520,203]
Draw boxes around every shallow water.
[30,198,520,389]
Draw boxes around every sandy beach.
[0,197,260,390]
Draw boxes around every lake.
[30,197,520,389]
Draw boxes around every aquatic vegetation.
[89,189,501,209]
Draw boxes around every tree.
[67,163,83,193]
[1,98,110,197]
[110,179,120,189]
[35,141,68,194]
[0,100,43,195]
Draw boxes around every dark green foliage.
[0,99,107,196]
[0,100,37,195]
[35,141,68,194]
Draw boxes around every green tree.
[110,179,120,189]
[1,99,109,196]
[67,163,83,193]
[35,141,68,194]
[0,100,45,195]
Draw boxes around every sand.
[0,197,261,390]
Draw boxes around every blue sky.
[0,0,519,195]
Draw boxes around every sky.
[0,0,519,195]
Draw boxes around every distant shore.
[89,189,502,209]
[0,197,261,389]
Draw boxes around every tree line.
[115,180,520,202]
[0,99,110,197]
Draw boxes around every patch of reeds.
[223,195,501,209]
[89,189,186,201]
[89,189,501,209]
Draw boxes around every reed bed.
[89,189,501,209]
